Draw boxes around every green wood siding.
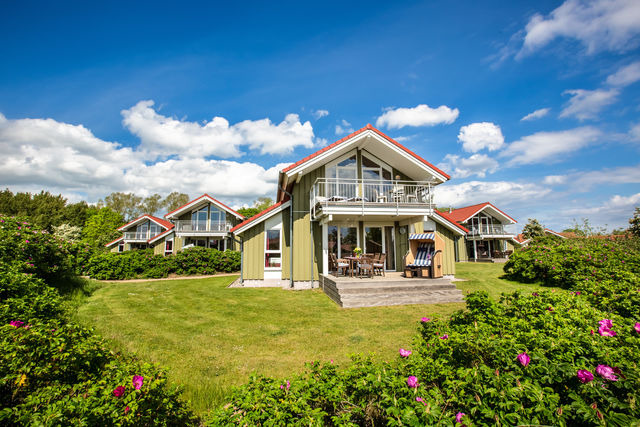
[506,240,516,252]
[291,165,324,281]
[395,224,409,269]
[457,236,468,262]
[241,222,264,280]
[436,223,456,275]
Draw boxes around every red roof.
[230,201,286,233]
[104,236,124,247]
[514,234,529,243]
[148,227,175,244]
[281,124,450,180]
[164,194,243,219]
[118,214,174,231]
[447,202,517,224]
[433,210,470,233]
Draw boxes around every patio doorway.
[364,225,396,271]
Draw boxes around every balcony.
[311,178,434,219]
[468,224,514,238]
[173,220,232,234]
[123,231,151,241]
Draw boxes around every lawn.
[76,262,551,415]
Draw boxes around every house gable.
[164,194,244,220]
[448,202,517,225]
[117,214,174,232]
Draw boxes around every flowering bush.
[0,217,195,424]
[208,291,640,425]
[82,247,240,280]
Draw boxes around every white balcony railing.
[311,178,433,218]
[123,231,150,241]
[173,220,232,233]
[469,224,511,236]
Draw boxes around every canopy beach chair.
[403,233,443,278]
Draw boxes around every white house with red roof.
[105,214,175,253]
[231,124,469,288]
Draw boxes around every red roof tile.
[434,210,469,233]
[281,124,450,180]
[230,201,286,233]
[118,214,175,232]
[447,202,517,224]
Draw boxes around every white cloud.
[561,192,640,218]
[457,122,504,153]
[630,123,640,142]
[434,180,551,209]
[122,100,314,158]
[519,0,640,57]
[0,112,289,206]
[312,109,329,119]
[542,175,567,185]
[559,89,619,121]
[501,126,601,165]
[335,119,354,135]
[375,104,459,129]
[438,154,499,178]
[606,61,640,87]
[521,108,551,121]
[543,164,640,190]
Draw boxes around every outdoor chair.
[406,243,434,277]
[357,256,374,278]
[373,253,386,276]
[330,253,350,276]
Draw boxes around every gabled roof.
[544,228,567,239]
[117,214,174,232]
[447,202,517,224]
[105,236,124,247]
[433,210,470,234]
[230,201,290,235]
[164,194,244,220]
[148,227,174,244]
[281,124,450,179]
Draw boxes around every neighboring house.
[515,228,568,247]
[105,194,245,255]
[231,124,468,287]
[442,202,518,261]
[105,214,174,253]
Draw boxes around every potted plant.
[353,247,363,257]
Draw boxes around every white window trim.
[264,228,282,270]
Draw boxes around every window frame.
[264,227,282,270]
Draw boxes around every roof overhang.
[105,237,124,247]
[462,203,517,224]
[545,229,567,239]
[148,228,174,244]
[232,201,290,235]
[118,215,172,232]
[164,194,244,220]
[430,212,468,236]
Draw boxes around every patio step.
[320,276,465,308]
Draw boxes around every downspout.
[279,185,294,288]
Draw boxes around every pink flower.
[421,317,431,322]
[399,348,412,357]
[532,292,539,296]
[634,322,640,333]
[598,320,616,336]
[9,320,25,328]
[125,406,130,414]
[599,319,613,329]
[439,334,448,340]
[456,412,466,424]
[407,376,418,388]
[113,386,125,397]
[517,352,530,367]
[577,369,594,383]
[286,380,290,391]
[132,375,144,390]
[596,364,618,381]
[416,396,426,405]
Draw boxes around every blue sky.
[1,0,639,232]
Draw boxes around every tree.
[102,192,143,221]
[522,218,545,240]
[63,201,92,228]
[162,192,190,213]
[53,223,83,242]
[237,197,275,218]
[142,194,163,216]
[564,218,607,237]
[82,207,124,248]
[629,207,640,237]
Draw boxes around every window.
[362,154,392,201]
[136,222,148,239]
[328,225,358,258]
[118,243,124,252]
[164,239,173,255]
[192,206,208,231]
[149,222,160,237]
[210,207,227,231]
[265,229,281,268]
[326,154,357,198]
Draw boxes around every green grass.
[75,263,553,415]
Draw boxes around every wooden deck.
[320,272,464,308]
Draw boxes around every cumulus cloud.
[335,119,354,135]
[376,104,459,129]
[434,180,551,208]
[501,126,601,165]
[0,112,289,206]
[122,100,314,159]
[559,89,619,121]
[518,0,640,57]
[312,109,329,119]
[521,108,550,121]
[561,192,640,218]
[542,164,640,191]
[543,175,568,185]
[457,122,505,153]
[606,61,640,87]
[438,154,499,178]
